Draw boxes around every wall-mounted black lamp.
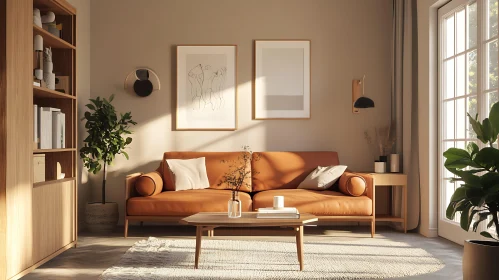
[124,68,161,97]
[352,75,375,113]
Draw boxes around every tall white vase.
[44,61,53,73]
[43,72,55,90]
[390,154,400,173]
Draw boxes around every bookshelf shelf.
[33,0,76,15]
[33,148,76,154]
[33,25,75,49]
[33,85,76,99]
[33,177,76,188]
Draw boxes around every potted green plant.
[80,95,137,232]
[443,101,499,280]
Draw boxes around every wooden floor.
[21,225,463,280]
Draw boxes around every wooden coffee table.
[180,212,318,271]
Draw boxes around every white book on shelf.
[39,107,52,149]
[39,107,60,149]
[52,112,65,149]
[61,113,65,148]
[257,207,298,214]
[33,104,38,145]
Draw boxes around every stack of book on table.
[257,207,300,219]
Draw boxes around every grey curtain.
[392,0,419,231]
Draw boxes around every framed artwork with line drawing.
[176,45,237,130]
[253,40,311,119]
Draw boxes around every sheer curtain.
[392,0,420,231]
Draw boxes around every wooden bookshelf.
[33,25,75,50]
[2,0,77,278]
[1,0,79,279]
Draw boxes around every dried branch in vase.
[365,122,397,159]
[218,146,260,194]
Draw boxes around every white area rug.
[100,237,444,279]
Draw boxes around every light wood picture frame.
[253,40,311,120]
[176,45,238,130]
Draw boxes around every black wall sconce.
[124,68,161,97]
[352,75,375,113]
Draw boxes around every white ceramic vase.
[374,161,386,173]
[44,61,53,73]
[43,72,55,90]
[33,8,42,27]
[34,69,43,81]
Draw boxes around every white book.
[60,113,65,148]
[39,107,60,149]
[39,107,52,149]
[52,112,65,148]
[33,104,38,145]
[257,207,298,214]
[257,213,300,219]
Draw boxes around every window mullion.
[455,12,458,144]
[477,0,485,150]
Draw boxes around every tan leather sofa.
[125,151,375,237]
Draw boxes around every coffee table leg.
[295,226,304,271]
[195,226,202,269]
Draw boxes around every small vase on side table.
[228,190,241,218]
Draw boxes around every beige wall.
[89,0,393,224]
[67,0,91,232]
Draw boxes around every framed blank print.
[176,45,238,130]
[253,40,311,119]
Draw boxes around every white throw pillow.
[166,157,210,191]
[297,165,348,190]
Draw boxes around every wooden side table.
[369,173,408,233]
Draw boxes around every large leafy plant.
[444,102,499,240]
[80,95,137,204]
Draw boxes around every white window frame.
[438,0,498,244]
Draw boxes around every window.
[439,0,498,233]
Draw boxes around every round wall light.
[124,68,160,97]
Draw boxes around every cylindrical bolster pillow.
[338,174,366,197]
[135,171,164,197]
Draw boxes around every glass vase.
[228,190,242,218]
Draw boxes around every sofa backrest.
[160,152,252,192]
[251,151,340,192]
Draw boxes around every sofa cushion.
[297,165,347,190]
[252,152,340,191]
[135,171,163,196]
[161,152,252,192]
[166,157,210,191]
[339,173,367,197]
[127,189,252,216]
[252,189,372,216]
